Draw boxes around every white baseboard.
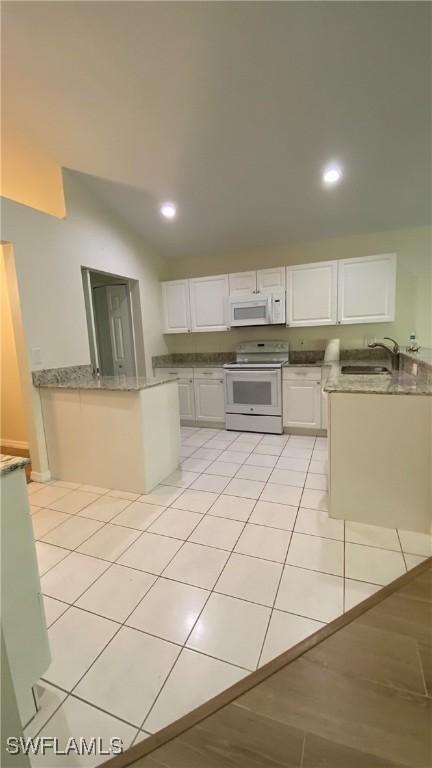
[0,438,29,450]
[30,470,51,483]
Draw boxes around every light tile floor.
[26,426,432,765]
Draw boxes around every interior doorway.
[82,268,144,378]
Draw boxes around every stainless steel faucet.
[368,337,400,369]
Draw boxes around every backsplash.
[400,351,432,384]
[162,324,400,355]
[152,347,391,369]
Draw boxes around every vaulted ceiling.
[3,1,431,257]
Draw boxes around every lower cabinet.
[194,378,225,422]
[178,378,195,420]
[283,369,321,429]
[154,367,225,423]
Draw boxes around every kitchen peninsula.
[325,351,432,533]
[34,366,181,493]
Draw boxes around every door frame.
[81,267,146,377]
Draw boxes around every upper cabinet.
[161,253,397,333]
[229,271,257,295]
[161,280,191,333]
[286,261,338,327]
[229,266,285,295]
[189,275,229,332]
[257,266,286,293]
[337,254,396,325]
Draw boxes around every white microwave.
[229,291,286,327]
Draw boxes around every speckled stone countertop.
[402,348,432,367]
[152,353,235,368]
[153,349,389,369]
[33,366,178,391]
[324,361,432,396]
[0,455,30,475]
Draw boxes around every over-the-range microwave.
[228,291,286,327]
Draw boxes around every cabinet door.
[189,275,229,332]
[161,280,190,333]
[283,380,321,429]
[194,379,225,422]
[337,253,396,324]
[286,261,337,326]
[229,271,257,295]
[257,266,286,293]
[178,379,195,420]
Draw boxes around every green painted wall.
[163,226,431,352]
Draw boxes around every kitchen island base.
[40,381,180,494]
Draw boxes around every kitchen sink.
[341,365,391,375]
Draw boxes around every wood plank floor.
[105,561,432,768]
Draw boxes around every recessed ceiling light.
[160,201,177,219]
[322,164,343,186]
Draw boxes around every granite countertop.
[154,361,233,368]
[152,354,235,368]
[32,365,178,391]
[0,454,30,476]
[324,361,432,396]
[36,375,178,391]
[402,348,432,367]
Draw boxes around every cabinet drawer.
[194,367,224,379]
[154,367,194,379]
[283,366,321,381]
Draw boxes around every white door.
[257,266,286,293]
[286,261,338,326]
[161,280,191,333]
[189,275,229,332]
[283,380,321,429]
[178,379,195,420]
[106,285,136,376]
[229,271,257,295]
[194,379,225,422]
[337,253,396,324]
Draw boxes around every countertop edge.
[0,455,31,476]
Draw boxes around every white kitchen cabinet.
[194,376,225,422]
[178,378,195,421]
[161,280,191,333]
[257,266,286,293]
[189,275,229,332]
[229,271,257,295]
[229,267,285,295]
[286,261,338,327]
[283,368,321,429]
[337,253,396,324]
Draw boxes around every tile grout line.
[30,427,428,745]
[256,435,317,668]
[137,496,257,733]
[135,429,267,731]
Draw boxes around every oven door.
[224,369,282,416]
[229,295,271,327]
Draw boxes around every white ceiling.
[3,1,431,258]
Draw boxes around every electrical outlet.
[31,347,42,365]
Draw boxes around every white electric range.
[224,341,289,434]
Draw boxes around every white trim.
[0,439,29,450]
[30,469,51,483]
